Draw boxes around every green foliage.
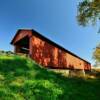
[0,55,100,100]
[77,0,100,26]
[93,44,100,66]
[0,50,14,56]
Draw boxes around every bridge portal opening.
[14,36,30,55]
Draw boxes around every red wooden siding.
[12,30,32,44]
[30,36,58,68]
[11,29,91,70]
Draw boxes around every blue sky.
[0,0,100,64]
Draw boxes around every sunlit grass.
[0,55,100,100]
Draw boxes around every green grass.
[0,55,100,100]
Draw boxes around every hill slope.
[0,55,100,100]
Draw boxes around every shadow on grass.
[0,56,100,100]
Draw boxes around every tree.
[93,44,100,66]
[77,0,100,66]
[77,0,100,26]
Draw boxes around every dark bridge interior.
[14,36,29,54]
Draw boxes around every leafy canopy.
[77,0,100,65]
[77,0,100,26]
[93,44,100,66]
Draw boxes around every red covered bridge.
[11,29,91,71]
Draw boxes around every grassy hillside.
[0,55,100,100]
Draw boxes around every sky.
[0,0,100,65]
